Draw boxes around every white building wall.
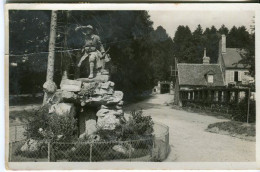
[225,69,254,85]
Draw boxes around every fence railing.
[9,122,169,162]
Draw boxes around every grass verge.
[206,121,255,141]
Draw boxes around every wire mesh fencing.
[9,122,169,162]
[9,124,28,142]
[9,139,49,162]
[51,139,154,162]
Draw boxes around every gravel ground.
[125,93,256,162]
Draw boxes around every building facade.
[217,35,254,86]
[174,49,225,106]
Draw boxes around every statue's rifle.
[101,47,110,59]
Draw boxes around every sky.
[149,11,255,38]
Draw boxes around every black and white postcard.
[4,3,260,170]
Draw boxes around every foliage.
[9,10,255,98]
[9,10,175,100]
[173,24,254,66]
[96,110,154,141]
[150,26,175,83]
[183,97,256,123]
[231,98,256,123]
[127,110,154,136]
[25,105,78,142]
[238,33,255,77]
[9,11,50,95]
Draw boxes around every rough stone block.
[49,103,76,116]
[96,108,120,130]
[49,90,63,104]
[106,91,124,104]
[97,114,119,130]
[96,109,110,117]
[78,107,97,136]
[60,79,82,92]
[77,75,110,83]
[43,80,57,93]
[85,119,97,135]
[61,90,77,102]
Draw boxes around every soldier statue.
[75,25,110,79]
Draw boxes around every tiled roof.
[222,48,248,69]
[177,63,225,87]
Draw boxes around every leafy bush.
[231,98,256,123]
[95,110,154,141]
[25,105,78,142]
[121,110,154,140]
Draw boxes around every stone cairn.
[43,73,126,140]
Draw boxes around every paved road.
[125,94,255,162]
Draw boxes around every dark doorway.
[160,83,170,94]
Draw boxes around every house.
[174,49,225,106]
[217,34,254,86]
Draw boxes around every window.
[208,75,213,83]
[234,71,238,82]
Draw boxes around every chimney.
[203,48,210,64]
[221,34,226,54]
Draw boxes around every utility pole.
[43,10,58,104]
[46,10,58,82]
[247,88,251,124]
[170,57,178,78]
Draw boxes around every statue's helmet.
[86,25,93,30]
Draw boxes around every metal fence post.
[14,126,17,141]
[48,142,51,162]
[9,142,12,162]
[128,142,132,162]
[89,143,92,162]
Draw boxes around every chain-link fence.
[9,139,49,162]
[9,122,169,162]
[9,123,28,142]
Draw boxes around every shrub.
[122,110,154,139]
[25,105,78,142]
[231,98,256,123]
[95,110,154,141]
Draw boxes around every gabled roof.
[177,63,225,87]
[222,48,249,69]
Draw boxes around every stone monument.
[43,25,126,140]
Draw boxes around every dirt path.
[125,94,255,162]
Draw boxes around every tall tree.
[202,26,219,63]
[192,25,205,63]
[227,26,250,48]
[173,25,195,63]
[218,24,229,35]
[9,10,51,96]
[150,26,174,83]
